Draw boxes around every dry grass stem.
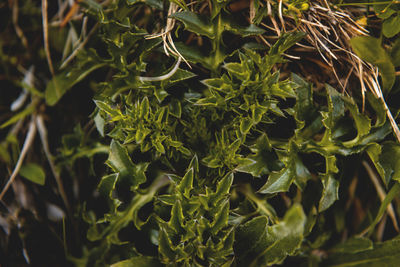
[258,0,400,142]
[42,0,55,75]
[146,3,190,67]
[362,161,399,233]
[60,23,98,70]
[12,0,28,48]
[0,118,37,201]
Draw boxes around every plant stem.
[0,117,36,200]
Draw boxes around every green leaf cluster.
[74,1,400,265]
[3,0,400,266]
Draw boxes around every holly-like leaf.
[170,11,214,38]
[158,227,178,262]
[98,173,119,198]
[234,204,306,266]
[319,173,339,212]
[169,200,185,233]
[236,134,277,177]
[93,176,169,243]
[367,142,400,185]
[258,165,294,194]
[107,140,147,189]
[221,13,265,37]
[176,167,194,198]
[292,73,316,125]
[324,84,345,130]
[258,142,311,193]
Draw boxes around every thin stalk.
[139,57,182,82]
[42,0,55,75]
[0,117,37,200]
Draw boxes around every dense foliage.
[1,0,400,266]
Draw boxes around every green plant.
[1,0,400,266]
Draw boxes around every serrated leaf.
[367,92,386,127]
[367,142,400,185]
[235,204,306,266]
[170,11,214,38]
[169,200,185,233]
[176,167,193,198]
[210,200,229,234]
[292,73,316,124]
[173,42,214,69]
[236,134,275,177]
[234,216,269,265]
[258,164,294,194]
[319,173,339,212]
[326,84,345,128]
[95,100,122,118]
[159,227,177,262]
[97,176,167,242]
[221,14,265,37]
[168,68,196,84]
[107,140,147,189]
[98,173,119,198]
[293,155,311,191]
[195,96,220,106]
[270,80,297,99]
[154,87,169,103]
[214,173,234,200]
[235,158,266,177]
[19,163,46,185]
[256,204,305,265]
[224,62,249,81]
[139,97,150,119]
